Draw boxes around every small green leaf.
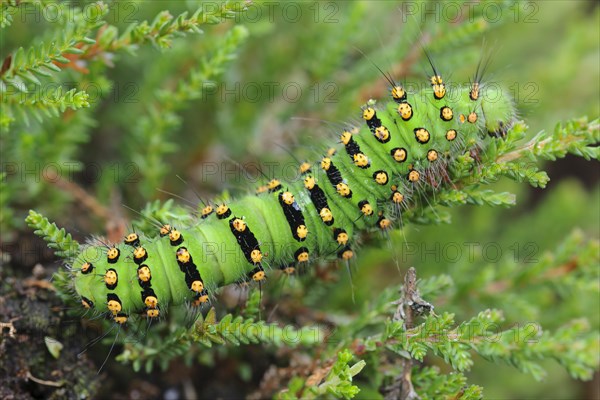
[44,336,64,359]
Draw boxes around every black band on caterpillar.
[71,63,516,325]
[278,191,308,242]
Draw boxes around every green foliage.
[1,2,103,127]
[369,186,600,398]
[304,258,598,398]
[128,24,249,197]
[1,0,252,232]
[377,308,598,381]
[278,350,365,400]
[412,366,483,400]
[104,2,246,51]
[117,305,325,374]
[192,307,323,348]
[4,1,599,398]
[530,117,599,161]
[241,288,262,318]
[463,117,599,190]
[0,1,18,28]
[25,209,79,258]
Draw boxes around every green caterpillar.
[73,64,515,326]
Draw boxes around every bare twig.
[44,174,111,220]
[26,371,64,388]
[496,121,599,164]
[0,318,19,338]
[386,267,434,400]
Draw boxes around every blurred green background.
[1,0,598,398]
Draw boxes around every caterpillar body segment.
[72,81,515,324]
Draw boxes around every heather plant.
[1,1,598,398]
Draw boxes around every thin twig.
[496,135,554,163]
[44,174,111,220]
[386,267,433,400]
[26,371,64,388]
[497,121,598,164]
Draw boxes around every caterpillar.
[72,58,515,327]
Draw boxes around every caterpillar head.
[479,85,515,138]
